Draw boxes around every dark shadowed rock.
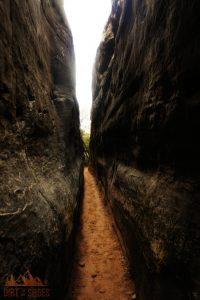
[90,0,200,299]
[0,0,83,299]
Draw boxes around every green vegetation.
[81,129,90,165]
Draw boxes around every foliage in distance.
[81,129,90,165]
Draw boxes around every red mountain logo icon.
[5,270,46,287]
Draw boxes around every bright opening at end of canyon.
[64,0,112,133]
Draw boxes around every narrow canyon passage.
[68,168,135,300]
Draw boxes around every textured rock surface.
[90,0,200,299]
[0,0,83,299]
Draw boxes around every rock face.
[90,1,200,299]
[0,1,83,299]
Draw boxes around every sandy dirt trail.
[68,167,135,300]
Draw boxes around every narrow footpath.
[68,168,135,300]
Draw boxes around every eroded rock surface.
[90,1,200,299]
[0,1,83,298]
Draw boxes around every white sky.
[64,0,111,132]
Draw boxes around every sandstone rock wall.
[0,1,83,299]
[90,1,200,299]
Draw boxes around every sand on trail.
[68,167,135,300]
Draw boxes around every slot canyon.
[0,0,199,300]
